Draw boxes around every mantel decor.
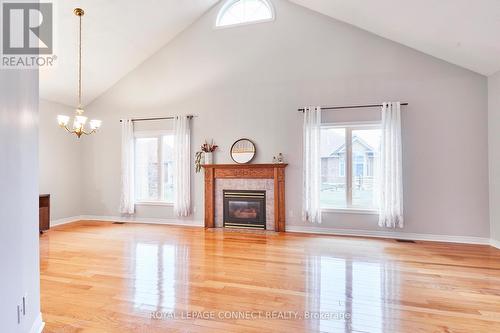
[202,163,288,232]
[195,140,219,172]
[230,138,256,164]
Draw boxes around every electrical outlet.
[16,294,27,324]
[22,295,26,316]
[289,209,294,218]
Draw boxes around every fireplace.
[223,190,266,229]
[202,164,288,231]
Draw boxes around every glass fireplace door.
[223,190,266,229]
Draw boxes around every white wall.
[39,99,81,221]
[488,70,500,243]
[0,69,42,331]
[81,0,489,238]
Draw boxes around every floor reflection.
[352,261,382,333]
[40,223,500,332]
[133,242,189,311]
[307,255,386,333]
[134,243,160,309]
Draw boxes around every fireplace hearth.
[223,190,266,229]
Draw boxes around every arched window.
[216,0,274,28]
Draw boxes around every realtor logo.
[1,1,56,68]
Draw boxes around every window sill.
[321,208,379,215]
[135,201,173,207]
[215,18,275,30]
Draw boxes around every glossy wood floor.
[40,221,500,333]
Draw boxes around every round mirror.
[230,138,256,164]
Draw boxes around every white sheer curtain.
[120,119,135,215]
[302,106,322,223]
[379,102,404,228]
[173,116,191,217]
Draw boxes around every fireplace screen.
[223,190,266,229]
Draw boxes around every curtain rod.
[297,103,408,112]
[119,115,196,122]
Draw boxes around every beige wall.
[77,0,489,238]
[488,70,500,243]
[39,99,82,221]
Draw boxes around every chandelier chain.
[78,13,82,109]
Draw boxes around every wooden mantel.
[202,164,288,232]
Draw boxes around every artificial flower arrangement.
[195,140,218,173]
[200,140,219,153]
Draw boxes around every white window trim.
[322,208,379,215]
[135,201,174,207]
[134,130,174,205]
[215,0,275,30]
[134,130,171,138]
[321,121,381,213]
[321,121,381,129]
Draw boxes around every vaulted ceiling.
[289,0,500,76]
[40,0,500,107]
[40,0,218,107]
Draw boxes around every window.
[216,0,274,28]
[320,124,381,210]
[338,154,345,177]
[135,131,174,204]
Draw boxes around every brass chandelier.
[57,8,101,138]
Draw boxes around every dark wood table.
[39,194,50,233]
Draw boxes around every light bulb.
[57,115,70,126]
[90,119,102,130]
[75,115,87,125]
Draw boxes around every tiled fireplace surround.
[202,164,288,232]
[215,179,275,230]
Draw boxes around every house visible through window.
[135,131,174,203]
[339,154,345,177]
[216,0,274,28]
[320,124,381,210]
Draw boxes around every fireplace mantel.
[202,164,288,231]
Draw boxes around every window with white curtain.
[216,0,274,28]
[320,124,381,210]
[134,131,174,204]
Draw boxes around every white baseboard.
[51,215,204,228]
[51,216,81,226]
[29,313,44,333]
[80,215,204,227]
[50,217,499,248]
[491,238,500,249]
[286,225,491,245]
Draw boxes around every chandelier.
[57,8,101,138]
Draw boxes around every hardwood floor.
[40,221,500,332]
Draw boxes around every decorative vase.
[204,152,213,165]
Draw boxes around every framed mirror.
[230,138,256,164]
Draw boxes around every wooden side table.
[39,194,50,233]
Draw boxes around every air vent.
[395,239,416,243]
[113,222,125,224]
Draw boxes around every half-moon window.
[216,0,274,28]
